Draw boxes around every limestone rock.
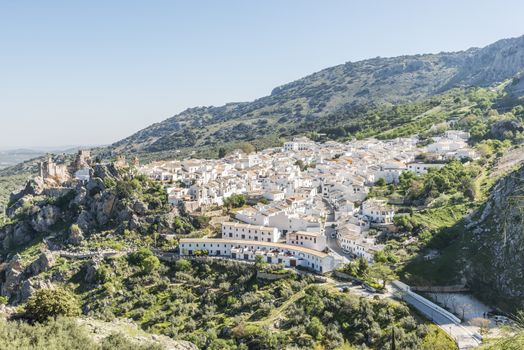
[86,177,105,197]
[133,200,148,216]
[95,192,117,226]
[28,251,56,276]
[30,205,60,233]
[0,254,24,302]
[76,210,95,232]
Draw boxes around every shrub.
[25,288,80,322]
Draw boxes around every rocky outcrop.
[28,251,55,275]
[30,205,60,232]
[8,177,44,204]
[0,255,24,302]
[0,251,56,304]
[466,163,524,310]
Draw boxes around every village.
[139,130,477,273]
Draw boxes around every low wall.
[334,271,353,280]
[257,271,291,280]
[392,281,461,324]
[411,285,470,293]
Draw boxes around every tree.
[129,248,160,273]
[307,317,325,340]
[175,258,192,272]
[239,142,255,154]
[375,178,387,187]
[141,255,161,274]
[26,288,80,322]
[223,194,246,208]
[356,257,369,277]
[218,147,226,158]
[369,263,397,289]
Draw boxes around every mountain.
[112,35,524,155]
[466,163,524,310]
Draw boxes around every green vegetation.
[25,288,80,323]
[223,193,247,208]
[0,317,162,350]
[0,174,30,225]
[45,257,448,349]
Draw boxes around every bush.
[26,288,80,322]
[129,248,161,274]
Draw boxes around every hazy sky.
[1,0,524,149]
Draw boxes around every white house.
[179,238,337,273]
[286,230,327,251]
[283,137,314,152]
[407,162,445,176]
[361,199,395,224]
[221,222,280,243]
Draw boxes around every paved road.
[320,198,351,260]
[391,283,481,349]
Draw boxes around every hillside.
[112,35,524,156]
[0,162,458,349]
[466,163,524,310]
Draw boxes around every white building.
[286,231,327,251]
[221,222,280,243]
[407,162,446,176]
[361,199,395,224]
[283,137,314,152]
[179,238,337,273]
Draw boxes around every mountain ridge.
[112,35,524,155]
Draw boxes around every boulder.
[0,255,25,302]
[8,177,45,205]
[95,192,117,226]
[11,222,34,247]
[77,210,95,232]
[27,251,56,276]
[6,195,34,219]
[84,261,99,284]
[86,177,105,197]
[72,187,87,206]
[133,200,148,216]
[31,205,60,232]
[18,279,53,303]
[128,214,142,231]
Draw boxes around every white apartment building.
[179,238,336,273]
[221,222,280,242]
[286,230,327,251]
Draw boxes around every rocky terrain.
[466,163,524,310]
[113,35,524,155]
[0,163,188,304]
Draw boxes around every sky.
[1,0,524,149]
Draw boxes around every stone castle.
[38,150,93,183]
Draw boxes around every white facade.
[221,222,280,243]
[287,231,327,251]
[179,238,336,273]
[361,199,395,224]
[407,162,446,176]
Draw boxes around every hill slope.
[113,35,524,155]
[466,163,524,310]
